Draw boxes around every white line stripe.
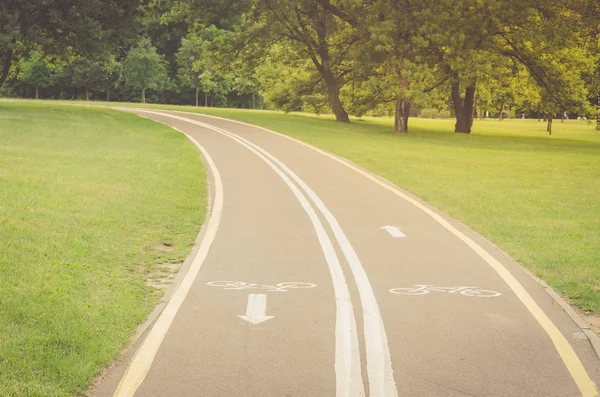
[171,110,597,397]
[140,111,397,396]
[113,127,224,397]
[133,110,365,397]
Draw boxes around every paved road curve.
[93,109,600,397]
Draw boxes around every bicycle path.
[93,109,600,397]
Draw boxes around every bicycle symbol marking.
[207,281,317,292]
[389,284,501,298]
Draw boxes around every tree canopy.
[2,0,599,133]
[19,51,53,99]
[122,38,169,103]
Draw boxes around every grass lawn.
[0,102,206,396]
[80,101,600,313]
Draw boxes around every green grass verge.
[0,102,206,396]
[70,100,600,313]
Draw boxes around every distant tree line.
[1,0,599,133]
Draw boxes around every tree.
[579,0,600,130]
[198,70,219,106]
[157,0,252,31]
[507,68,543,120]
[99,57,122,102]
[62,56,121,101]
[176,28,234,107]
[19,51,52,99]
[0,0,138,89]
[177,36,204,106]
[0,1,19,88]
[346,0,445,133]
[70,59,105,101]
[122,38,168,103]
[254,0,365,122]
[232,76,260,109]
[402,0,593,133]
[256,44,326,112]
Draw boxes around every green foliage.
[232,76,259,97]
[53,55,121,100]
[252,0,364,121]
[158,0,252,31]
[19,51,53,90]
[3,0,600,122]
[122,38,168,93]
[71,60,104,93]
[177,35,204,89]
[375,0,596,131]
[0,0,138,88]
[255,44,325,112]
[100,57,122,91]
[179,29,233,94]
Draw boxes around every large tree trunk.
[85,87,89,101]
[308,15,350,123]
[106,87,110,102]
[141,88,146,104]
[252,93,256,110]
[0,49,14,89]
[205,92,208,107]
[394,96,411,133]
[195,86,199,107]
[321,69,349,123]
[35,86,39,99]
[499,100,504,121]
[324,74,349,122]
[547,114,553,135]
[451,82,476,133]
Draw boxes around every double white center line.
[135,110,398,397]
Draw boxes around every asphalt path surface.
[93,109,600,397]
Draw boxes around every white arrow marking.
[238,294,274,324]
[381,225,406,238]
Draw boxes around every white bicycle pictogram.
[207,281,317,292]
[389,284,501,297]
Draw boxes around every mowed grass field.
[0,102,206,396]
[94,101,600,314]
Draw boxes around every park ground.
[0,99,599,395]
